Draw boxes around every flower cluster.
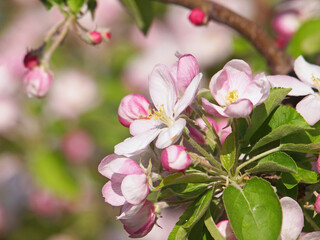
[99,54,320,239]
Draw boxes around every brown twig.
[154,0,293,74]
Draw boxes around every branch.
[154,0,293,75]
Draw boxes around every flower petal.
[98,154,119,178]
[209,69,229,106]
[294,56,320,85]
[176,54,200,92]
[102,181,126,206]
[299,232,320,240]
[149,64,177,118]
[267,75,314,96]
[117,202,144,220]
[224,99,253,118]
[224,59,252,77]
[115,128,162,157]
[245,73,270,106]
[202,98,229,118]
[121,174,149,205]
[174,73,202,117]
[156,118,186,149]
[129,119,163,136]
[280,197,304,240]
[296,94,320,125]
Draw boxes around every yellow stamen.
[148,104,173,126]
[312,74,320,91]
[225,89,239,106]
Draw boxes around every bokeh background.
[0,0,320,239]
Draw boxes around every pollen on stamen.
[311,74,320,89]
[225,89,239,106]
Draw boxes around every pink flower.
[315,194,320,214]
[118,94,151,128]
[115,59,202,157]
[202,59,270,118]
[188,9,206,26]
[98,154,149,206]
[161,145,192,172]
[189,117,231,145]
[217,220,237,240]
[23,66,52,98]
[119,201,156,238]
[86,31,102,45]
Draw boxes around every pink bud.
[118,94,151,127]
[217,220,237,240]
[23,66,52,98]
[176,54,200,93]
[316,154,320,174]
[315,195,320,213]
[120,201,156,238]
[87,31,102,45]
[272,11,300,41]
[23,52,39,69]
[161,145,192,172]
[188,9,206,26]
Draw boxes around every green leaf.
[87,0,97,18]
[204,210,226,240]
[160,183,210,199]
[221,132,236,171]
[246,152,298,174]
[244,88,291,143]
[40,0,53,9]
[169,188,214,240]
[67,0,85,13]
[281,166,319,189]
[287,19,320,57]
[251,106,311,151]
[223,177,282,240]
[29,150,80,199]
[154,169,213,190]
[119,0,154,34]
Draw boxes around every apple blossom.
[188,9,206,26]
[118,94,151,127]
[161,145,192,172]
[119,201,156,238]
[23,66,52,98]
[115,61,202,157]
[98,154,149,206]
[202,59,270,118]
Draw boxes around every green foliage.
[281,166,319,189]
[223,177,282,240]
[66,0,85,13]
[159,183,210,200]
[119,0,154,34]
[221,132,236,171]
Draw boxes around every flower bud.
[217,220,237,240]
[23,66,52,98]
[23,51,39,69]
[161,145,192,172]
[315,194,320,213]
[120,201,156,238]
[101,28,112,41]
[118,94,151,127]
[86,31,102,45]
[188,9,206,26]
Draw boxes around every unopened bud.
[315,194,320,213]
[23,52,39,69]
[188,9,207,26]
[161,145,192,172]
[87,31,102,45]
[23,66,52,98]
[99,28,111,41]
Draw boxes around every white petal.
[129,119,162,136]
[174,73,202,117]
[121,174,149,205]
[280,197,304,240]
[300,232,320,240]
[156,118,186,149]
[117,202,144,220]
[149,64,177,118]
[224,99,253,118]
[202,98,229,118]
[102,181,126,206]
[115,129,162,157]
[294,56,320,86]
[296,94,320,125]
[267,75,314,96]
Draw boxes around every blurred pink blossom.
[29,190,63,217]
[24,66,52,98]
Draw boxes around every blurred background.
[0,0,320,239]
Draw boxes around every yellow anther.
[312,74,320,88]
[148,105,173,126]
[225,89,239,106]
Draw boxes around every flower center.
[225,89,239,106]
[149,104,173,126]
[312,74,320,92]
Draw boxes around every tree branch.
[154,0,293,75]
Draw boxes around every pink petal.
[161,145,192,172]
[117,202,144,220]
[102,181,126,206]
[129,119,162,136]
[149,64,177,118]
[280,197,304,240]
[114,128,162,157]
[174,73,202,117]
[294,56,320,86]
[121,174,149,205]
[224,59,252,77]
[209,69,229,106]
[98,154,120,178]
[296,94,320,125]
[224,99,253,118]
[176,54,200,92]
[202,98,229,118]
[155,118,186,149]
[267,75,314,96]
[245,73,270,106]
[299,232,320,240]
